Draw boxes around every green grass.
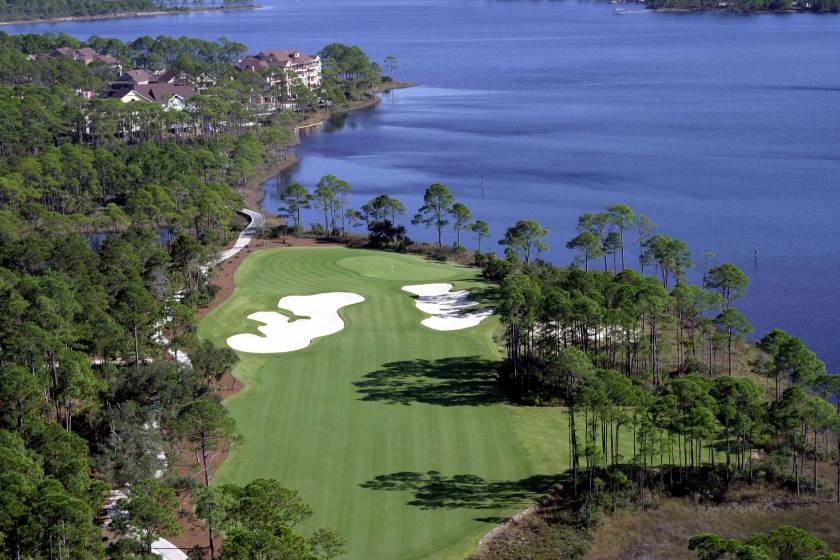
[199,247,566,560]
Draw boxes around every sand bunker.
[227,292,364,353]
[402,283,493,331]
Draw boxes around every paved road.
[207,208,265,269]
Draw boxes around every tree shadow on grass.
[359,471,566,511]
[353,356,503,406]
[461,284,503,308]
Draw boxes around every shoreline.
[243,81,416,217]
[651,4,820,12]
[0,4,260,26]
[242,155,298,216]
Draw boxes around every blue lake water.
[8,0,840,370]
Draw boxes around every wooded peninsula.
[0,0,255,25]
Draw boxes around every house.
[184,72,217,92]
[106,68,213,108]
[108,83,196,111]
[115,69,155,85]
[154,70,178,84]
[46,47,122,68]
[96,54,122,67]
[74,47,99,61]
[236,49,322,91]
[49,47,77,59]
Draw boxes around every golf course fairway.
[199,247,564,559]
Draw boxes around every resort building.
[236,49,322,91]
[105,68,210,111]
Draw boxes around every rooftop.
[109,83,196,104]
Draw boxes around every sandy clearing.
[226,292,365,353]
[402,283,493,331]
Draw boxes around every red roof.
[120,69,153,84]
[257,49,317,65]
[237,49,319,72]
[51,47,76,57]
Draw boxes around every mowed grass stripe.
[200,248,561,559]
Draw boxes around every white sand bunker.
[227,292,364,353]
[402,283,493,331]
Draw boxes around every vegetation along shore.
[636,0,840,13]
[243,79,414,213]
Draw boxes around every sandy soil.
[585,495,840,560]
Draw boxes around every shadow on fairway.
[359,471,565,512]
[353,356,503,406]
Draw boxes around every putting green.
[199,248,563,559]
[336,254,459,281]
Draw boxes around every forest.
[481,205,840,498]
[475,208,840,557]
[0,33,381,559]
[0,0,255,23]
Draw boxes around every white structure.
[237,49,323,93]
[204,209,265,271]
